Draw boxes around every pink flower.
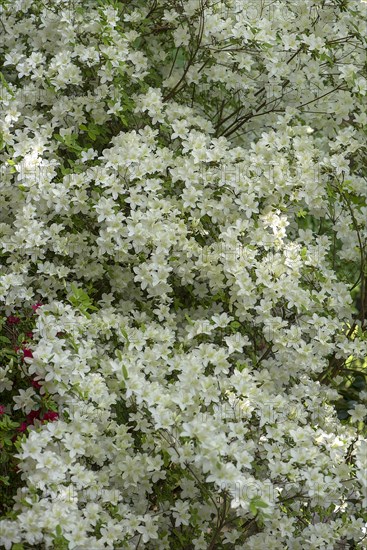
[31,302,43,312]
[7,315,20,325]
[0,405,6,415]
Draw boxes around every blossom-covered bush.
[0,0,367,548]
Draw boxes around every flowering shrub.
[0,0,367,548]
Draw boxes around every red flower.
[27,409,41,423]
[18,422,28,432]
[0,405,6,415]
[26,331,33,339]
[22,348,33,360]
[42,411,59,422]
[7,315,20,325]
[31,302,43,312]
[31,378,42,390]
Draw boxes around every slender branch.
[163,0,205,102]
[296,84,345,110]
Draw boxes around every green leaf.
[0,416,20,429]
[236,361,247,372]
[297,208,307,218]
[230,321,241,331]
[3,349,17,358]
[253,499,269,508]
[0,475,10,486]
[249,497,269,516]
[249,501,257,515]
[300,246,308,260]
[67,284,98,315]
[122,364,128,379]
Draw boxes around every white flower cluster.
[0,0,367,548]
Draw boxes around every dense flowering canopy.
[0,0,367,548]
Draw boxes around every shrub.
[0,0,366,548]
